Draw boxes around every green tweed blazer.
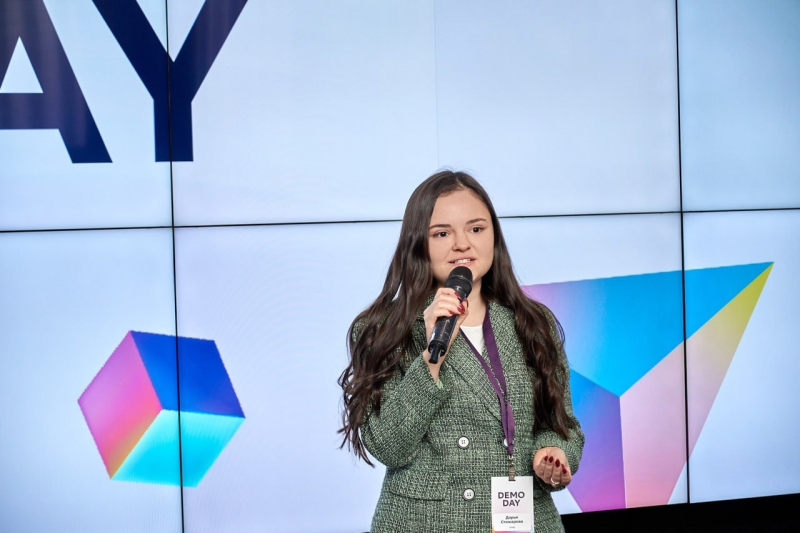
[361,301,584,533]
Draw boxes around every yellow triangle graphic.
[687,264,772,453]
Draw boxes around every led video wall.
[1,1,799,532]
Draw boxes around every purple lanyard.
[462,307,517,478]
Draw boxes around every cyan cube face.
[78,331,245,487]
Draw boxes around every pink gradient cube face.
[79,331,245,486]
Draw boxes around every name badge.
[491,475,534,532]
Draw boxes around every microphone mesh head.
[445,266,473,296]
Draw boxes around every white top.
[459,324,485,354]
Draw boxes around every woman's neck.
[464,288,486,327]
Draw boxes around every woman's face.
[427,188,495,292]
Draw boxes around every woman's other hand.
[533,447,572,489]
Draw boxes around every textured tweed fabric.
[360,301,584,533]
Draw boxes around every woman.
[339,170,584,533]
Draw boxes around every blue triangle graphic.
[527,271,684,396]
[524,262,772,397]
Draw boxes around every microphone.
[427,266,473,364]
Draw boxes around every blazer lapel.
[488,302,530,422]
[444,322,503,423]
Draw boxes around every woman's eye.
[471,226,483,233]
[433,231,448,238]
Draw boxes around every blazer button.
[463,488,475,501]
[457,436,470,449]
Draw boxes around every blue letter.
[92,0,248,162]
[0,0,111,163]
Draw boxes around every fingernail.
[548,456,554,463]
[555,459,560,467]
[458,304,465,313]
[562,467,567,474]
[449,311,455,316]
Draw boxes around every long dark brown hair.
[338,170,575,465]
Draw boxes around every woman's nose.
[452,231,470,250]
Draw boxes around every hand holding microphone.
[425,266,473,365]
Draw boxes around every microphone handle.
[427,313,459,364]
[428,345,444,365]
[426,285,469,365]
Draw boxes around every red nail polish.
[548,456,554,463]
[562,467,567,474]
[555,459,560,467]
[458,304,465,313]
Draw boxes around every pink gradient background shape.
[78,332,162,476]
[620,344,687,508]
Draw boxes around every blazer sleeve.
[532,310,585,491]
[353,314,453,469]
[360,353,452,469]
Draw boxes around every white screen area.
[435,0,680,217]
[679,0,800,211]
